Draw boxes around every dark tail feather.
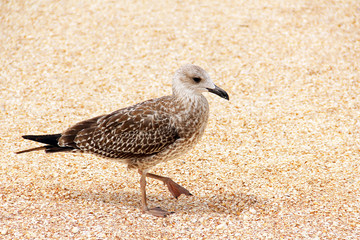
[17,134,75,154]
[16,146,47,154]
[22,134,61,145]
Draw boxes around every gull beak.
[207,85,229,100]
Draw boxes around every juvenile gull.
[17,64,229,217]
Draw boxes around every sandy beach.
[1,0,359,238]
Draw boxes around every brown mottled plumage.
[17,64,229,217]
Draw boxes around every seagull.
[17,64,229,217]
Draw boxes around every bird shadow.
[68,184,263,216]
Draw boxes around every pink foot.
[164,178,192,199]
[146,207,175,217]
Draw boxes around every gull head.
[172,64,229,100]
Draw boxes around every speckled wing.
[59,103,180,159]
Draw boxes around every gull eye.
[192,77,201,83]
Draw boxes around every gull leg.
[139,170,149,213]
[139,170,174,217]
[146,172,192,199]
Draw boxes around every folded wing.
[59,105,180,159]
